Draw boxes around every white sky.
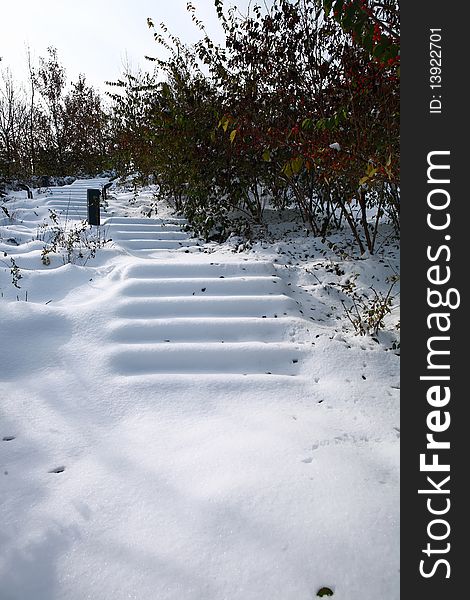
[1,0,252,91]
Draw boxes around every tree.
[36,47,67,174]
[0,68,29,178]
[63,74,110,175]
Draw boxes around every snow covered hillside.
[0,179,399,600]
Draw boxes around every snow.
[0,179,399,599]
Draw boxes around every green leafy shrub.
[106,0,399,253]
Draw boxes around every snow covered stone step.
[67,178,107,184]
[64,183,106,188]
[115,239,197,250]
[45,207,88,214]
[114,295,300,319]
[47,191,88,198]
[105,217,188,226]
[106,223,185,233]
[121,261,277,280]
[108,342,303,375]
[108,230,190,241]
[45,208,88,215]
[47,190,87,195]
[45,210,88,217]
[112,236,192,247]
[47,189,101,196]
[69,178,108,185]
[47,204,92,209]
[45,210,88,219]
[107,316,302,343]
[105,219,187,228]
[46,196,87,206]
[45,198,86,204]
[45,213,89,218]
[118,276,288,297]
[45,198,84,203]
[46,202,87,208]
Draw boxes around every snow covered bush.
[38,210,111,265]
[339,276,399,336]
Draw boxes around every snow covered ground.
[0,180,399,600]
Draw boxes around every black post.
[87,188,101,226]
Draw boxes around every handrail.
[18,183,33,199]
[102,182,113,200]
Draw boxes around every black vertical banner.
[401,1,467,597]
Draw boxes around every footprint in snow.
[317,587,334,597]
[302,457,313,464]
[2,436,15,441]
[49,466,66,474]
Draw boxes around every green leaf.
[291,155,304,174]
[218,116,230,132]
[262,149,271,162]
[359,164,378,185]
[229,129,237,143]
[282,161,294,178]
[323,0,334,16]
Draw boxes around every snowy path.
[106,259,305,376]
[106,217,198,253]
[45,177,109,220]
[102,206,306,377]
[0,181,399,600]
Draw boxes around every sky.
[1,0,252,91]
